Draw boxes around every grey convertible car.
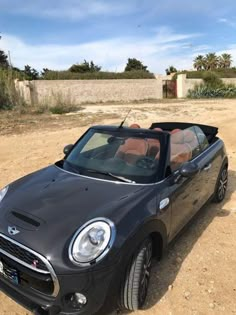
[0,122,228,315]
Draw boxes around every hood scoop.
[6,210,45,231]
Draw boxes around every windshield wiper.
[85,169,135,183]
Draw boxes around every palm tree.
[218,53,232,68]
[193,55,205,71]
[204,53,219,70]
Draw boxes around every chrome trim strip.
[190,139,221,163]
[68,217,116,267]
[0,247,49,274]
[54,165,159,186]
[0,233,60,297]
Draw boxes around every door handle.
[203,163,212,171]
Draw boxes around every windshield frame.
[60,125,169,184]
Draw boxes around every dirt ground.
[0,99,236,315]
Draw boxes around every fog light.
[65,292,87,310]
[75,293,87,305]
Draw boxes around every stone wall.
[16,79,163,106]
[177,74,236,98]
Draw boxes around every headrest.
[171,128,181,134]
[171,131,184,144]
[171,129,196,144]
[183,129,195,143]
[129,123,140,129]
[153,127,163,132]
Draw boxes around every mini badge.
[8,226,20,236]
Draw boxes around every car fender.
[120,218,168,264]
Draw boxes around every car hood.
[0,165,154,272]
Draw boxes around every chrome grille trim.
[0,233,60,297]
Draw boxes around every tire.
[213,165,228,203]
[122,238,152,311]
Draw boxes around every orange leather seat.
[116,139,148,164]
[129,123,141,129]
[115,123,148,164]
[170,129,198,169]
[170,128,181,134]
[147,128,162,159]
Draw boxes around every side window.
[170,127,201,171]
[184,126,201,159]
[194,126,209,151]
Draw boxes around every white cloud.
[0,0,132,20]
[192,45,212,53]
[218,17,236,28]
[0,30,209,73]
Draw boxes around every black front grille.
[0,235,48,272]
[0,254,54,295]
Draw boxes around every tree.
[24,65,39,80]
[69,60,101,73]
[0,50,9,68]
[165,65,177,75]
[41,68,50,78]
[204,53,219,70]
[125,58,149,72]
[218,53,232,69]
[193,55,206,71]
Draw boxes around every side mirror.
[180,161,199,178]
[63,144,74,155]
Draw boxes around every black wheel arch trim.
[121,219,167,263]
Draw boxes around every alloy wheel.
[139,242,152,307]
[218,168,228,201]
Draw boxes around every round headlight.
[0,186,8,203]
[69,218,115,266]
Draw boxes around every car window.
[193,126,209,151]
[64,129,162,184]
[170,126,201,171]
[81,133,110,153]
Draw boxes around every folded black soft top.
[150,122,218,141]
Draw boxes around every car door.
[168,126,224,241]
[192,126,223,209]
[168,127,203,240]
[168,170,202,241]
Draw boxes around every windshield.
[61,128,163,184]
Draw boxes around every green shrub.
[0,69,26,110]
[42,70,155,80]
[0,80,13,110]
[188,83,236,99]
[202,71,224,89]
[49,104,79,115]
[174,68,236,79]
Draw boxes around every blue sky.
[0,0,236,73]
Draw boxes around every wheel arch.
[150,231,164,260]
[121,219,168,264]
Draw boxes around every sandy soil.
[0,99,236,315]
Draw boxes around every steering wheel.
[135,157,156,169]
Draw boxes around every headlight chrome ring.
[69,218,116,267]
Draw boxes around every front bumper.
[0,233,122,315]
[0,262,121,315]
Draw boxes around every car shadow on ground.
[119,169,235,314]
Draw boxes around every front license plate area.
[0,259,19,285]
